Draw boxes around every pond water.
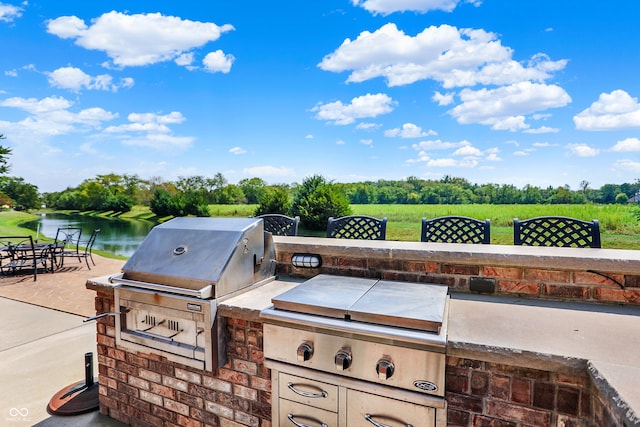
[21,213,157,258]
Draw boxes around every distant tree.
[101,194,135,212]
[615,193,629,204]
[212,184,245,204]
[150,188,184,217]
[239,177,267,204]
[254,186,291,216]
[551,186,574,204]
[0,177,39,210]
[290,175,351,230]
[0,134,11,175]
[184,191,210,216]
[599,184,621,204]
[579,180,590,201]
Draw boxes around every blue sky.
[1,1,640,193]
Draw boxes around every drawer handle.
[287,413,328,427]
[287,382,328,399]
[365,413,413,427]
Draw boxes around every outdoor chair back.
[79,228,100,269]
[513,216,601,248]
[257,214,300,236]
[421,216,490,244]
[52,227,83,268]
[326,215,387,240]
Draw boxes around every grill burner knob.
[375,358,395,380]
[296,342,314,362]
[334,348,352,371]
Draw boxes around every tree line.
[0,172,638,214]
[0,134,638,215]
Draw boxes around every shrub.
[254,186,291,216]
[290,175,351,230]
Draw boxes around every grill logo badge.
[413,380,438,392]
[187,303,202,312]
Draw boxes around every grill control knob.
[376,358,395,380]
[334,348,352,371]
[296,342,314,362]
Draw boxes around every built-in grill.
[107,217,276,372]
[261,274,449,427]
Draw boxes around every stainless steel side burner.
[261,274,449,426]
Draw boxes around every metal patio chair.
[421,216,490,244]
[326,215,387,240]
[0,235,51,280]
[79,228,100,269]
[513,216,601,248]
[52,227,83,268]
[257,214,300,236]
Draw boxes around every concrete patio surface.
[0,255,127,426]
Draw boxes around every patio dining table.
[0,238,63,280]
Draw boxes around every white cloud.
[427,158,479,168]
[47,66,134,92]
[242,165,296,177]
[412,139,470,150]
[449,81,571,131]
[361,138,373,146]
[105,112,185,133]
[121,133,194,150]
[356,122,380,130]
[408,139,498,167]
[319,23,567,88]
[612,159,640,173]
[229,146,247,155]
[0,3,23,22]
[523,126,559,134]
[452,145,482,156]
[351,0,478,15]
[102,111,193,149]
[312,93,396,125]
[175,52,194,66]
[566,143,599,157]
[305,134,314,139]
[46,11,234,68]
[533,142,555,147]
[203,50,235,73]
[385,123,436,138]
[611,137,640,152]
[574,90,640,130]
[433,91,455,106]
[0,96,117,139]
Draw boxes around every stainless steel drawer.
[346,388,437,427]
[279,398,338,427]
[279,372,339,413]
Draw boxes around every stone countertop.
[86,274,640,424]
[219,277,640,425]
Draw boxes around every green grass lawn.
[3,202,639,250]
[350,204,640,248]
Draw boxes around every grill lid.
[271,274,448,333]
[119,217,275,298]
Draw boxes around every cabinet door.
[346,389,436,427]
[279,398,338,427]
[279,372,339,412]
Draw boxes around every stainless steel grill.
[261,274,449,426]
[108,217,276,371]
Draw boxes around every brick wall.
[94,290,271,427]
[275,247,640,306]
[93,287,626,427]
[445,356,623,427]
[90,239,639,426]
